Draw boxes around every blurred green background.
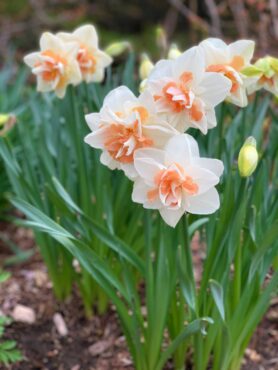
[1,0,278,63]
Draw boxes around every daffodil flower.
[57,25,112,83]
[243,56,278,96]
[199,38,255,107]
[84,86,178,179]
[145,46,231,134]
[132,134,224,227]
[24,32,82,98]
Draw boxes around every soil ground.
[0,221,277,370]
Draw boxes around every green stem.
[232,178,247,312]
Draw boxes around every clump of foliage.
[0,270,22,366]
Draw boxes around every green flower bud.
[156,27,167,51]
[105,41,131,57]
[0,114,10,127]
[168,43,182,60]
[238,137,259,178]
[139,53,154,80]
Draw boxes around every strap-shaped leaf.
[12,197,145,275]
[209,279,225,322]
[155,318,213,370]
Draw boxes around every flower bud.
[139,79,147,93]
[168,43,182,60]
[0,114,16,137]
[139,53,154,80]
[156,27,167,52]
[238,137,259,177]
[0,114,10,127]
[105,41,131,57]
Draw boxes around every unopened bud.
[139,53,154,80]
[156,27,167,52]
[139,79,147,93]
[168,43,182,60]
[105,41,131,57]
[0,114,16,136]
[238,137,259,177]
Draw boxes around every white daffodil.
[145,46,231,134]
[199,38,255,107]
[24,32,81,98]
[57,24,112,83]
[132,134,224,227]
[84,86,178,179]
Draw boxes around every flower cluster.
[24,25,112,98]
[85,38,257,227]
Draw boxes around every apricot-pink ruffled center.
[154,72,203,121]
[147,163,198,207]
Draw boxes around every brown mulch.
[0,222,277,370]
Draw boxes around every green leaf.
[0,271,11,283]
[155,318,213,370]
[209,279,225,321]
[248,220,278,281]
[188,217,209,238]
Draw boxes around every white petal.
[148,59,173,81]
[121,163,138,180]
[73,24,99,48]
[142,121,177,148]
[227,85,248,107]
[132,179,148,204]
[84,68,105,83]
[56,31,73,43]
[24,52,40,67]
[184,187,220,215]
[96,50,113,68]
[199,38,229,65]
[193,158,224,177]
[173,46,205,83]
[40,32,64,52]
[159,207,185,228]
[37,77,52,92]
[187,166,220,195]
[164,134,200,167]
[100,151,119,170]
[84,128,106,149]
[137,89,157,115]
[134,148,166,184]
[55,86,67,99]
[229,40,255,64]
[67,60,82,85]
[103,86,136,110]
[202,38,228,49]
[85,112,100,131]
[198,72,231,106]
[206,108,217,129]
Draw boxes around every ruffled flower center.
[206,55,244,93]
[33,50,67,87]
[77,45,96,74]
[103,107,152,163]
[147,163,198,208]
[155,72,203,121]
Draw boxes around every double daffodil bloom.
[85,86,178,179]
[146,46,231,134]
[57,25,112,83]
[199,38,255,107]
[132,134,224,227]
[243,56,278,96]
[24,32,81,98]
